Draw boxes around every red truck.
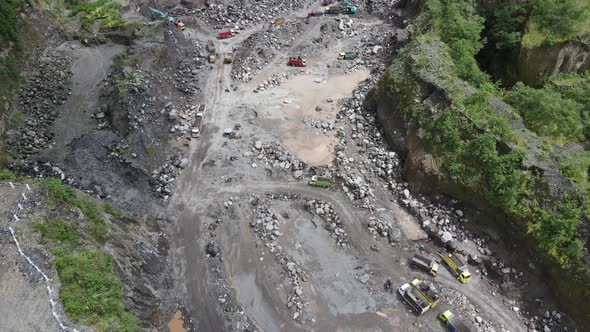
[288,57,306,67]
[217,30,235,39]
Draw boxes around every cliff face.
[518,34,590,86]
[373,34,590,327]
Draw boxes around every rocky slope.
[372,4,590,328]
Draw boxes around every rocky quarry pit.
[0,0,589,331]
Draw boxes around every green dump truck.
[338,51,358,60]
[309,175,331,188]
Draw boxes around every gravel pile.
[248,141,308,178]
[305,199,349,247]
[8,52,72,166]
[249,195,312,323]
[193,0,307,29]
[151,154,188,200]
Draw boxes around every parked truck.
[271,17,285,26]
[309,175,331,188]
[439,310,473,332]
[410,279,440,307]
[222,24,240,33]
[288,56,306,67]
[307,10,325,17]
[441,253,471,283]
[338,51,358,60]
[398,282,432,315]
[410,253,439,277]
[207,40,216,53]
[191,110,204,138]
[326,5,345,14]
[218,30,235,39]
[224,51,235,64]
[209,53,217,64]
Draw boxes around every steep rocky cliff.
[372,20,590,328]
[518,33,590,85]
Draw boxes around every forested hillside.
[378,0,590,324]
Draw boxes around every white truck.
[398,282,432,315]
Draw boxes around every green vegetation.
[54,248,139,331]
[104,202,124,217]
[488,0,529,53]
[42,178,109,242]
[0,0,21,48]
[428,0,488,85]
[505,82,584,143]
[34,218,140,331]
[69,0,126,29]
[523,0,590,47]
[34,218,81,247]
[385,0,590,278]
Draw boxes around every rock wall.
[373,38,590,328]
[518,34,590,86]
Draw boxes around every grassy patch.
[104,202,124,217]
[33,219,81,247]
[32,202,140,331]
[53,248,140,331]
[41,178,109,242]
[0,168,28,181]
[69,0,126,29]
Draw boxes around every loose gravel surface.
[1,1,580,331]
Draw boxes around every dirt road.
[169,8,528,332]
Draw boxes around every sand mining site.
[0,1,587,332]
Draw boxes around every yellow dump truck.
[410,279,440,307]
[441,253,471,283]
[410,253,439,277]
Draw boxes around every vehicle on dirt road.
[308,10,325,17]
[218,30,235,39]
[410,279,440,307]
[440,253,471,283]
[271,18,285,26]
[224,51,235,64]
[288,56,306,67]
[207,40,216,53]
[398,282,432,315]
[222,24,240,33]
[338,51,358,60]
[439,310,473,332]
[410,253,439,277]
[209,53,217,64]
[191,108,205,138]
[309,175,331,188]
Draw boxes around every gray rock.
[168,109,178,120]
[254,140,263,149]
[179,158,189,169]
[206,241,220,257]
[441,231,453,243]
[293,170,303,179]
[359,274,370,284]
